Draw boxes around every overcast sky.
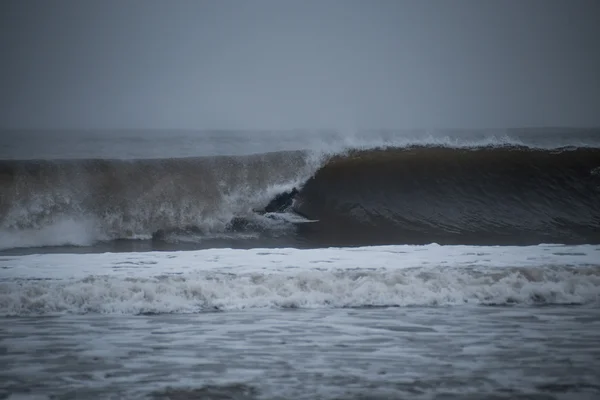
[1,0,599,130]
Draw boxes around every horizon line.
[1,126,600,132]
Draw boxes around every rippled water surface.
[2,306,599,399]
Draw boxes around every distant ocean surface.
[1,128,599,399]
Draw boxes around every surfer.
[254,187,314,220]
[261,187,299,214]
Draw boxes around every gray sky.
[1,0,599,130]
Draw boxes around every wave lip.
[1,244,599,316]
[2,128,600,160]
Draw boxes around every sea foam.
[1,244,598,315]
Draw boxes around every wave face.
[296,146,600,246]
[1,139,600,250]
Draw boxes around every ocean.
[1,128,599,399]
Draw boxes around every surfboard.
[263,212,319,224]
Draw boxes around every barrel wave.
[1,143,600,251]
[297,146,600,246]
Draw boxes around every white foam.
[0,218,101,251]
[1,244,599,315]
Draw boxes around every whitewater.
[1,129,600,399]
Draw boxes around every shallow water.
[1,306,599,399]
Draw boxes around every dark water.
[297,146,600,246]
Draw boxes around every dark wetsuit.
[263,188,299,213]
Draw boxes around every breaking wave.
[1,134,600,250]
[2,242,599,315]
[2,265,599,316]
